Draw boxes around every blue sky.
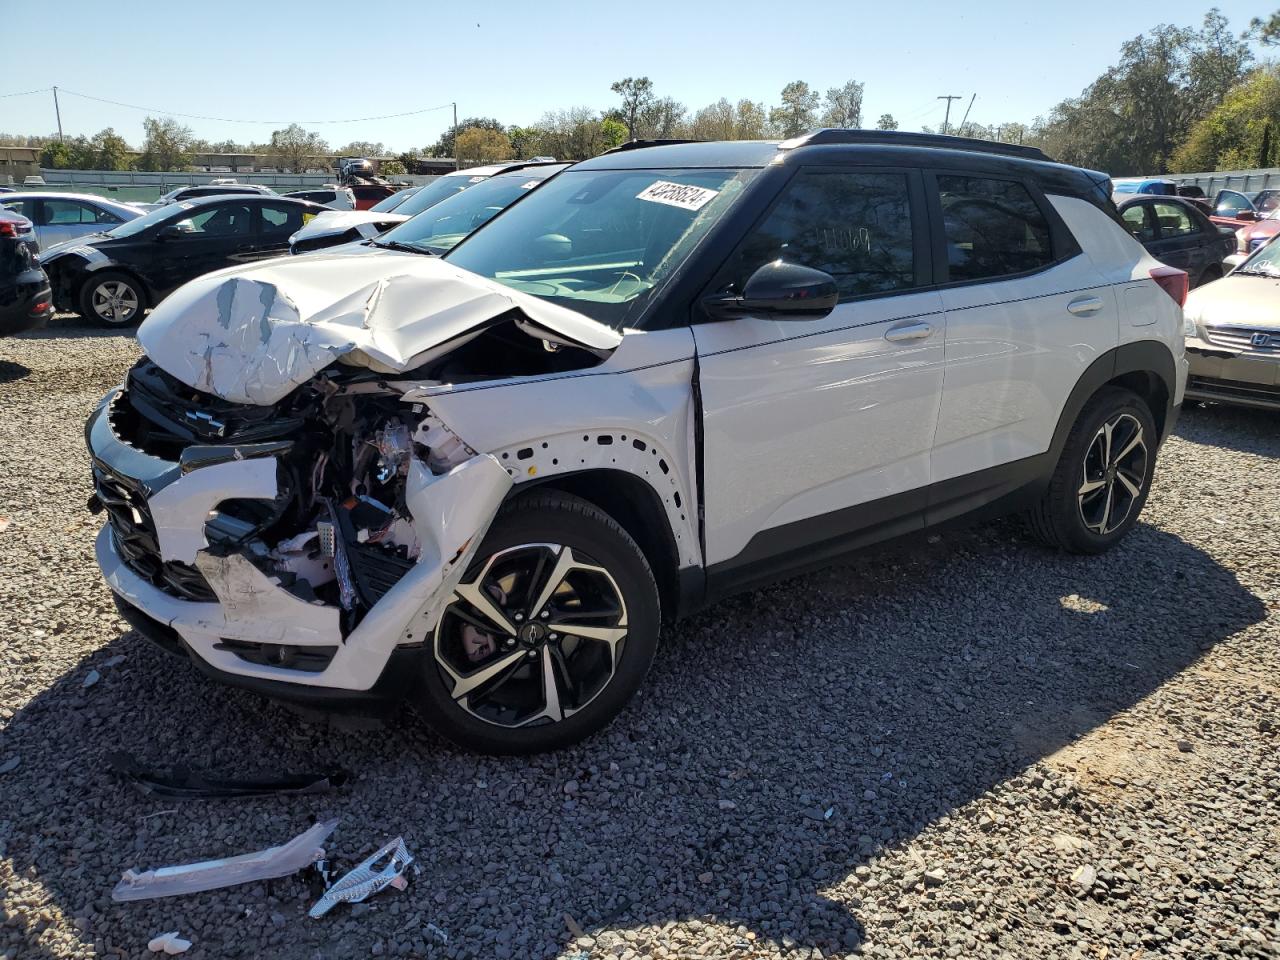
[1,0,1266,151]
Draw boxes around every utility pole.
[937,95,962,136]
[452,102,459,170]
[53,86,64,142]
[957,94,976,137]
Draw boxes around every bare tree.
[822,80,865,128]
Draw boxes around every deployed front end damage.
[89,258,623,698]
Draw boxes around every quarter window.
[1122,204,1156,243]
[938,175,1054,282]
[730,171,916,299]
[1151,202,1196,238]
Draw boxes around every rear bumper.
[1185,340,1280,410]
[0,277,54,336]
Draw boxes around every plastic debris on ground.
[112,819,338,902]
[147,932,192,954]
[109,753,348,800]
[309,837,414,918]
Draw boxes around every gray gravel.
[1,317,1278,960]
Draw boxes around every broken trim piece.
[112,819,338,902]
[308,837,414,918]
[109,753,348,800]
[148,456,279,564]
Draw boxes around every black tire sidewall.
[80,271,145,327]
[415,493,661,755]
[1054,390,1158,552]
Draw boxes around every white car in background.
[282,185,357,211]
[288,162,554,254]
[0,192,143,247]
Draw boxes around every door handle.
[884,321,933,342]
[1067,296,1103,316]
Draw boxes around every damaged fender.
[137,254,622,406]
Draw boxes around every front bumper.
[87,388,512,697]
[1185,338,1280,410]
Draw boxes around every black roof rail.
[602,138,704,155]
[780,128,1052,163]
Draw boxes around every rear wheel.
[1029,387,1157,554]
[79,271,146,327]
[417,491,660,754]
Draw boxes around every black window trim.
[923,169,1081,290]
[693,163,934,318]
[1147,199,1200,242]
[1121,200,1158,243]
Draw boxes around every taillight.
[1150,265,1188,307]
[0,221,15,238]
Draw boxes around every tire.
[1028,387,1157,555]
[78,271,147,327]
[416,490,661,754]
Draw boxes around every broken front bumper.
[87,389,512,698]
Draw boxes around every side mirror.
[156,225,184,241]
[703,261,838,321]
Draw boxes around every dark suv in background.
[0,210,53,336]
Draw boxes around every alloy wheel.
[1078,412,1148,535]
[432,543,629,728]
[91,281,140,324]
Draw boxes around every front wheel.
[416,490,660,754]
[1029,387,1157,554]
[79,271,146,327]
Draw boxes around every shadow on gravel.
[0,358,31,383]
[12,317,139,341]
[1174,402,1280,455]
[1,521,1268,959]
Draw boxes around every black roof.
[170,193,325,208]
[573,129,1112,208]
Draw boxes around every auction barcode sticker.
[636,180,719,211]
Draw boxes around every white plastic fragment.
[148,932,192,954]
[82,669,101,689]
[112,819,338,902]
[308,837,414,918]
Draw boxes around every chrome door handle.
[1067,296,1103,316]
[884,321,933,342]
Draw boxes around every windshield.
[392,174,486,217]
[1235,235,1280,275]
[444,167,759,329]
[369,187,418,213]
[376,171,557,255]
[105,201,195,239]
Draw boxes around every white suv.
[86,132,1187,754]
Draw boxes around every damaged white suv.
[88,132,1187,754]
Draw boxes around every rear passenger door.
[1147,201,1199,273]
[254,202,311,259]
[693,167,946,571]
[929,173,1117,521]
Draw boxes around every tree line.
[5,8,1280,178]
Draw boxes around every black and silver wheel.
[417,491,660,754]
[79,271,146,327]
[1029,387,1157,554]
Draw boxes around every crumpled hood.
[136,250,622,406]
[290,209,408,243]
[1186,273,1280,332]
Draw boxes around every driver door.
[692,167,945,580]
[150,201,254,295]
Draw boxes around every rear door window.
[1151,202,1196,239]
[1122,204,1156,243]
[937,175,1054,282]
[727,170,917,299]
[259,202,307,238]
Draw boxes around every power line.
[53,88,456,125]
[0,87,51,99]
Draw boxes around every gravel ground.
[1,317,1277,960]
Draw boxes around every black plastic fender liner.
[108,753,348,800]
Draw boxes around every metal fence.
[6,169,437,204]
[1158,167,1280,196]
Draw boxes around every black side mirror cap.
[156,225,184,241]
[702,261,838,321]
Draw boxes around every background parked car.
[0,211,53,335]
[40,194,327,326]
[1210,187,1280,226]
[1112,178,1177,201]
[1183,236,1280,410]
[0,192,142,248]
[290,163,566,254]
[282,185,356,210]
[1118,195,1235,287]
[140,182,278,211]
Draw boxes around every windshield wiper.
[369,239,434,256]
[1234,265,1280,278]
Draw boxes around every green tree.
[1171,67,1280,171]
[822,80,865,128]
[455,126,513,165]
[90,128,131,170]
[610,76,656,139]
[40,140,73,169]
[267,124,330,173]
[1250,9,1280,44]
[734,100,769,139]
[770,81,820,137]
[875,113,898,131]
[337,141,385,156]
[637,96,686,139]
[379,159,406,176]
[136,116,194,171]
[430,117,505,158]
